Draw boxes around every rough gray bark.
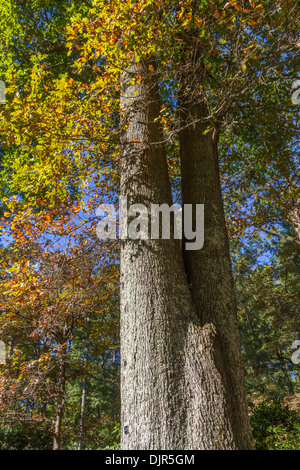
[179,85,254,448]
[120,62,254,450]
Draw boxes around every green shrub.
[250,399,300,450]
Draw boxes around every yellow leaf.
[178,8,184,20]
[195,17,203,26]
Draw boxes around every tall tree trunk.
[53,344,67,450]
[120,61,254,449]
[290,154,300,248]
[179,84,254,448]
[77,376,87,450]
[78,322,90,451]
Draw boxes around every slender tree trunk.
[291,154,300,247]
[78,323,90,450]
[111,349,117,418]
[77,376,87,450]
[120,62,254,449]
[53,345,67,450]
